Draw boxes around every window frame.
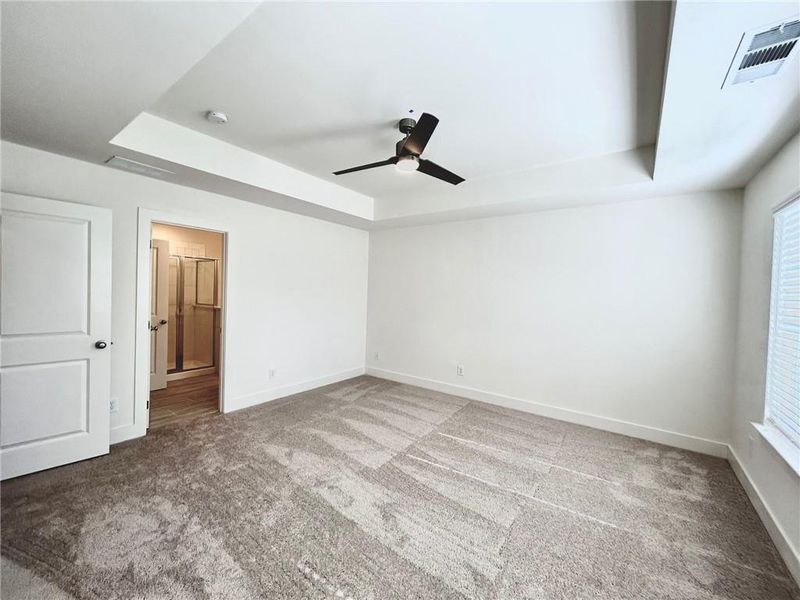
[755,194,800,477]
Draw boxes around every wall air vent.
[105,156,175,178]
[722,17,800,88]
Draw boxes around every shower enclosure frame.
[168,255,220,376]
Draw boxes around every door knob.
[159,319,168,325]
[95,341,108,349]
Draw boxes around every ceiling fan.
[333,113,465,185]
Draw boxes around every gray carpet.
[1,376,797,599]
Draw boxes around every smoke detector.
[206,110,228,124]
[723,17,800,88]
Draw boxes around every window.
[764,197,800,451]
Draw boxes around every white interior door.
[150,239,169,391]
[0,193,112,480]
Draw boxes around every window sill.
[752,422,800,478]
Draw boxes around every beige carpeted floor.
[1,376,798,599]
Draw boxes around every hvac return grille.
[723,18,800,87]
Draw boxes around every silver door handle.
[95,340,108,349]
[159,319,168,325]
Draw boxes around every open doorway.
[148,222,224,429]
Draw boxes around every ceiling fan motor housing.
[399,117,417,135]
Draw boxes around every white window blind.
[765,197,800,448]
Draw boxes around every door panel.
[1,360,87,446]
[149,239,169,391]
[1,213,89,336]
[0,193,111,480]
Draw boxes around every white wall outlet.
[373,351,380,361]
[109,398,118,413]
[456,364,465,376]
[269,367,276,380]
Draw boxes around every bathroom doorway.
[149,222,225,429]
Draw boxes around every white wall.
[4,136,796,573]
[1,141,369,444]
[731,133,800,574]
[367,191,743,455]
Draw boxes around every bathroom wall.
[152,222,223,259]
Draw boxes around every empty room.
[1,2,799,599]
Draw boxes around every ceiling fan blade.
[333,156,398,175]
[417,159,465,185]
[400,113,439,156]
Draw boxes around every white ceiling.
[654,1,800,188]
[150,2,670,199]
[2,1,799,229]
[0,1,259,164]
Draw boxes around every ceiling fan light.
[396,156,419,172]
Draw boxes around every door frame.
[134,208,229,440]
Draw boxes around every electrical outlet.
[373,351,380,361]
[456,364,464,376]
[269,367,276,380]
[109,398,118,413]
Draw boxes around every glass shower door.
[168,256,217,373]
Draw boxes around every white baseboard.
[367,367,800,585]
[727,445,800,586]
[227,367,366,413]
[110,367,365,445]
[111,364,797,587]
[366,367,728,458]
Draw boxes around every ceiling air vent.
[722,17,800,88]
[105,156,174,178]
